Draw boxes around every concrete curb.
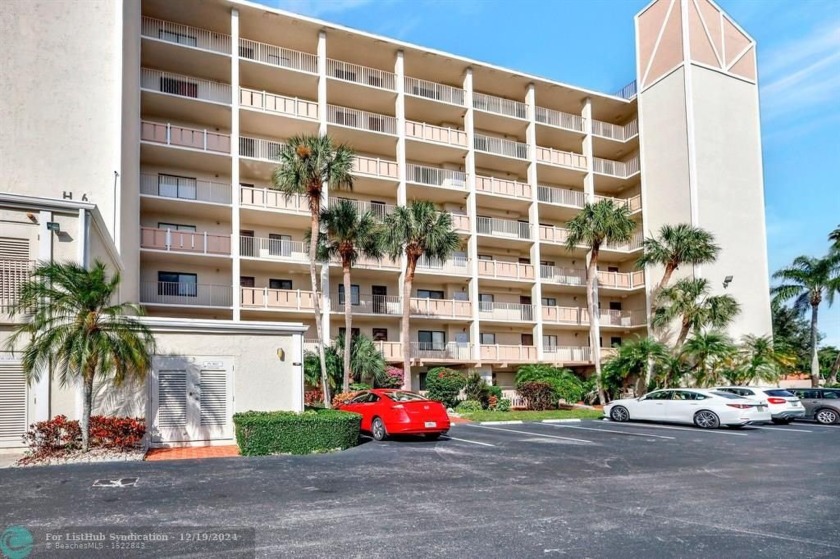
[478,420,524,425]
[541,419,582,423]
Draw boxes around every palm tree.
[271,135,354,407]
[724,335,794,386]
[652,277,741,349]
[636,223,720,296]
[318,200,384,391]
[829,225,840,251]
[5,261,156,452]
[384,201,460,389]
[335,334,386,387]
[771,254,840,387]
[603,336,670,396]
[564,199,636,405]
[681,331,737,387]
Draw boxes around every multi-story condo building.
[0,0,771,442]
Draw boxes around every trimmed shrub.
[233,409,361,456]
[515,364,587,403]
[455,400,483,413]
[517,382,558,411]
[464,372,491,408]
[487,384,503,400]
[377,366,404,388]
[21,415,145,464]
[425,367,467,409]
[495,398,511,412]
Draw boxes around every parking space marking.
[539,423,675,440]
[467,423,594,444]
[752,425,813,433]
[443,436,496,447]
[602,421,748,436]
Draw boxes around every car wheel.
[610,405,630,422]
[815,408,839,425]
[772,418,792,425]
[371,417,388,441]
[693,410,720,429]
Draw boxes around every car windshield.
[385,391,427,402]
[764,389,794,397]
[709,391,743,399]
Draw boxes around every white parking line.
[467,423,594,444]
[603,422,748,436]
[540,423,675,440]
[443,436,496,447]
[752,425,813,433]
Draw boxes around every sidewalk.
[145,445,240,461]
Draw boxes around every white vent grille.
[200,370,227,427]
[0,363,27,439]
[157,370,187,428]
[0,238,30,260]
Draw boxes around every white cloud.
[271,0,376,17]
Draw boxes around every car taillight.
[726,404,753,409]
[767,397,786,404]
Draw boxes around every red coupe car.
[339,389,451,441]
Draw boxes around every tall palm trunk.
[587,246,605,405]
[675,319,691,350]
[827,352,840,385]
[81,359,97,452]
[342,259,352,392]
[401,256,418,390]
[308,195,330,407]
[656,263,676,293]
[809,302,820,388]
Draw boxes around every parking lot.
[1,419,838,558]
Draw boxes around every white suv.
[714,387,805,424]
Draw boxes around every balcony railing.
[141,16,231,54]
[350,255,401,271]
[141,173,231,204]
[239,237,308,262]
[330,295,401,315]
[539,225,570,244]
[329,197,395,220]
[0,259,33,312]
[535,107,584,132]
[540,265,586,286]
[239,38,317,73]
[604,231,644,252]
[477,260,534,281]
[475,175,531,200]
[141,282,231,307]
[241,287,315,310]
[536,146,587,170]
[353,155,399,180]
[542,306,586,324]
[477,216,531,240]
[614,80,637,100]
[405,121,467,147]
[593,155,641,178]
[600,309,647,327]
[141,121,231,154]
[404,76,465,106]
[539,266,646,289]
[473,92,528,119]
[239,136,284,162]
[449,213,470,233]
[592,119,639,141]
[405,163,466,190]
[411,342,473,361]
[140,227,231,255]
[479,302,535,322]
[538,185,585,208]
[597,269,645,289]
[239,88,317,120]
[474,134,528,159]
[328,105,397,135]
[594,194,642,213]
[417,255,470,276]
[542,307,645,327]
[410,298,472,318]
[480,344,537,362]
[327,59,396,90]
[544,346,592,363]
[141,68,231,104]
[240,186,307,214]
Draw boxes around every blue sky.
[261,0,840,345]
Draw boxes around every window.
[338,328,361,339]
[269,279,292,290]
[338,284,360,305]
[158,222,196,232]
[480,332,496,344]
[823,391,839,400]
[478,254,493,261]
[764,389,795,397]
[333,68,357,81]
[644,391,672,401]
[609,301,622,311]
[267,54,290,66]
[417,289,444,300]
[607,266,620,273]
[157,272,197,297]
[541,297,557,306]
[518,257,531,264]
[367,75,383,88]
[368,115,385,132]
[240,230,255,257]
[419,372,428,391]
[540,260,555,267]
[158,174,197,200]
[160,77,198,98]
[418,330,446,350]
[159,30,197,47]
[521,334,534,346]
[412,85,439,100]
[479,293,494,312]
[240,276,255,288]
[610,337,622,347]
[543,335,558,350]
[372,328,388,341]
[672,391,706,401]
[268,234,291,257]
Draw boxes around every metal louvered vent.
[0,363,27,439]
[157,370,187,428]
[200,370,227,426]
[0,237,29,260]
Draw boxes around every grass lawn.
[457,409,604,422]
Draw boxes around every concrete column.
[231,8,241,321]
[581,98,595,202]
[291,332,304,412]
[463,68,481,363]
[317,30,330,345]
[35,210,52,421]
[395,50,408,319]
[525,84,544,360]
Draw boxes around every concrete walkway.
[144,445,240,461]
[0,452,24,468]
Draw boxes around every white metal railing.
[240,186,308,213]
[474,134,528,159]
[536,146,587,170]
[477,260,534,281]
[501,389,528,408]
[604,231,644,252]
[141,282,231,307]
[594,194,642,213]
[350,255,401,271]
[140,227,231,255]
[592,119,638,141]
[478,302,536,322]
[538,185,585,207]
[0,259,33,312]
[405,163,466,190]
[480,344,538,362]
[240,237,308,262]
[615,80,637,100]
[141,16,231,54]
[331,294,401,315]
[535,107,584,131]
[597,269,646,289]
[473,92,528,119]
[593,155,641,178]
[239,88,318,120]
[141,121,231,154]
[539,225,570,244]
[410,298,472,318]
[239,38,317,73]
[239,136,284,162]
[544,346,593,363]
[241,287,315,310]
[141,68,230,104]
[404,121,468,147]
[540,266,586,286]
[417,255,470,275]
[475,175,531,199]
[411,342,473,361]
[327,59,396,90]
[404,76,465,106]
[353,155,399,179]
[329,197,395,220]
[328,105,397,135]
[477,216,531,240]
[140,173,231,204]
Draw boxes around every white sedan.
[605,388,771,429]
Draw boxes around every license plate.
[424,421,436,428]
[757,406,766,411]
[791,401,800,406]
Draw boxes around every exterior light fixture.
[723,275,733,289]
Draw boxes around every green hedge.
[233,409,361,456]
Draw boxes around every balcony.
[600,309,647,327]
[241,287,315,311]
[405,121,467,148]
[141,121,231,154]
[536,146,587,170]
[614,80,638,100]
[141,16,231,55]
[597,269,645,289]
[404,76,465,106]
[535,107,584,132]
[0,259,33,315]
[140,282,232,307]
[540,265,586,287]
[538,185,585,208]
[542,307,646,327]
[330,295,401,315]
[544,346,593,363]
[240,186,307,214]
[594,194,642,213]
[239,88,318,120]
[477,260,534,281]
[541,306,586,325]
[410,298,472,319]
[239,136,284,163]
[327,105,397,135]
[592,119,639,141]
[336,255,401,272]
[449,213,470,233]
[475,175,531,200]
[539,225,570,245]
[239,237,308,263]
[411,342,473,362]
[140,173,231,205]
[141,68,230,105]
[593,155,641,178]
[329,197,395,220]
[478,302,535,322]
[604,231,644,253]
[474,134,528,159]
[327,59,396,91]
[480,344,537,363]
[406,163,466,191]
[473,92,528,120]
[539,266,645,290]
[140,227,231,255]
[239,38,318,74]
[417,255,470,276]
[477,216,531,240]
[353,155,399,181]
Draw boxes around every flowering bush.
[20,415,145,464]
[425,367,467,409]
[517,382,558,411]
[304,389,324,407]
[378,366,404,388]
[331,391,359,408]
